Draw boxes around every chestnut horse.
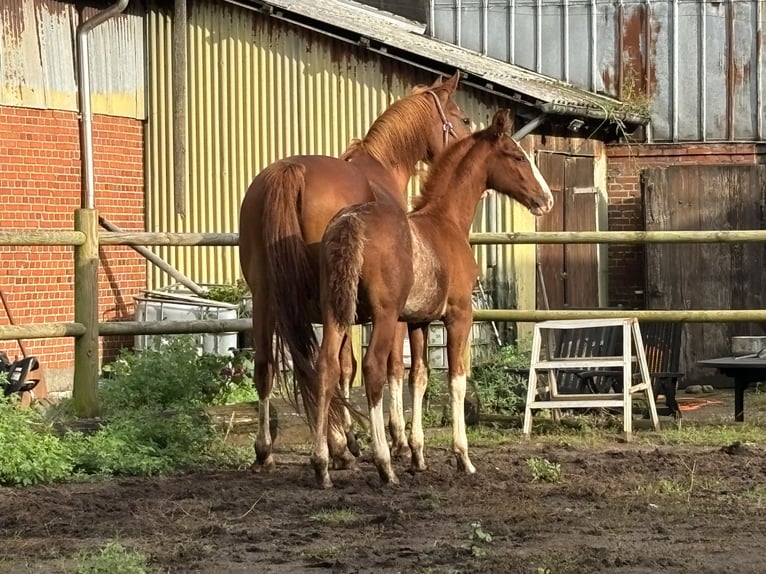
[304,109,553,487]
[238,72,472,472]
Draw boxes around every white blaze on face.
[518,142,554,205]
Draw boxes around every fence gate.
[536,151,600,309]
[643,165,766,381]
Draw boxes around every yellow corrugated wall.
[145,0,537,312]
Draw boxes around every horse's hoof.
[345,431,362,458]
[391,443,410,459]
[456,457,476,475]
[332,453,359,471]
[250,455,276,474]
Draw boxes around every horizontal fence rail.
[473,310,766,323]
[95,230,766,247]
[0,323,87,341]
[0,231,86,246]
[469,231,766,245]
[99,318,251,336]
[99,232,239,246]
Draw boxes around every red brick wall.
[0,105,145,390]
[606,142,766,308]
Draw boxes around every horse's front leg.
[387,321,409,457]
[364,318,399,485]
[407,323,430,472]
[251,299,277,473]
[445,311,476,474]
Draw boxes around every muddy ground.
[2,389,766,574]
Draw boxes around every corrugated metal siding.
[146,0,539,311]
[0,0,145,118]
[429,0,765,142]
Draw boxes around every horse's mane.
[341,86,436,168]
[411,132,482,212]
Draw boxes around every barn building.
[1,0,645,391]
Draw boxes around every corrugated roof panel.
[244,0,649,130]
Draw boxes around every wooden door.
[537,152,599,309]
[643,165,766,380]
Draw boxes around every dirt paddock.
[2,388,766,574]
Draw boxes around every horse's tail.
[300,207,367,434]
[322,208,366,331]
[260,160,318,393]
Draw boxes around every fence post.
[73,208,100,418]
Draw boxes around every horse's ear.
[438,70,461,95]
[430,75,445,88]
[490,109,511,135]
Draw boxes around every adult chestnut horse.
[306,109,553,487]
[238,72,471,472]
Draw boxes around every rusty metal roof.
[240,0,650,140]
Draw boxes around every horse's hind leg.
[312,324,347,488]
[364,316,399,485]
[338,335,361,457]
[252,299,277,472]
[387,321,409,458]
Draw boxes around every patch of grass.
[741,485,766,507]
[637,478,690,496]
[643,422,766,447]
[470,344,530,417]
[74,540,148,574]
[526,457,561,483]
[302,545,344,562]
[309,507,358,524]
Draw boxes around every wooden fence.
[3,208,766,418]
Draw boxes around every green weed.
[526,457,562,483]
[309,508,358,524]
[74,540,148,574]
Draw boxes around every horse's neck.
[344,149,411,204]
[418,166,487,236]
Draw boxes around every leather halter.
[425,89,459,147]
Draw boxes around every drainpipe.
[76,0,130,210]
[512,113,549,141]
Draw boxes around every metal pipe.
[701,0,707,141]
[481,0,488,55]
[173,0,187,215]
[76,0,130,210]
[428,0,435,36]
[672,0,679,141]
[509,0,515,64]
[536,0,542,73]
[511,113,549,141]
[590,0,597,92]
[726,0,735,141]
[617,0,624,99]
[563,0,569,82]
[757,0,763,140]
[455,0,461,46]
[644,0,653,142]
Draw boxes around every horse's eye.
[462,117,471,126]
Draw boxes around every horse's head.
[421,71,473,160]
[482,109,554,216]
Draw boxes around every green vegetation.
[470,343,530,417]
[526,457,562,483]
[464,520,493,558]
[309,507,359,524]
[74,540,148,574]
[0,337,254,486]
